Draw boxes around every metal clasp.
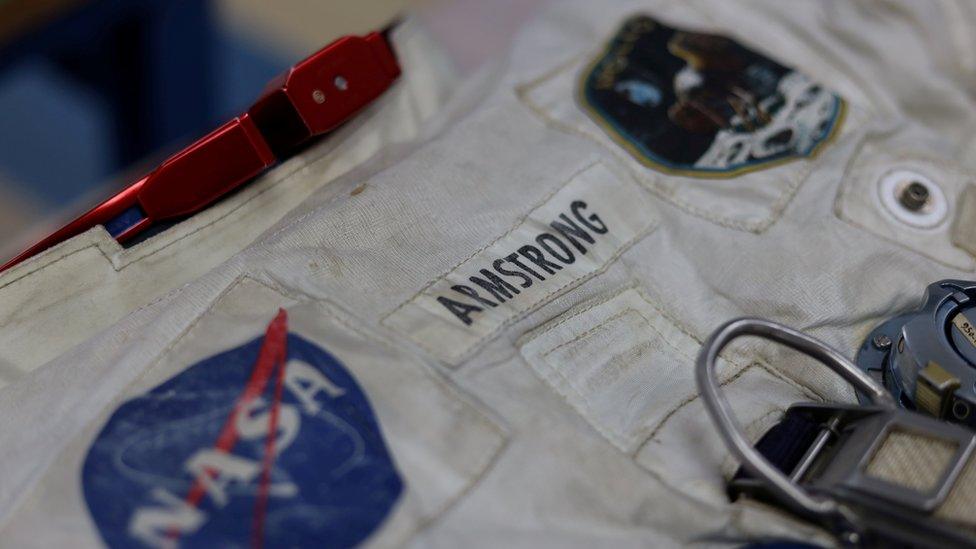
[696,318,976,547]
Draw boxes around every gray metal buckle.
[811,405,975,513]
[696,318,976,547]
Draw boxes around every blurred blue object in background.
[0,58,111,207]
[0,0,288,254]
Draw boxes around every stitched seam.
[314,297,509,456]
[514,276,796,524]
[260,169,379,250]
[571,27,846,182]
[539,308,684,452]
[541,305,697,366]
[403,221,653,364]
[632,286,711,348]
[752,359,825,403]
[256,48,527,254]
[253,280,511,539]
[833,141,976,271]
[5,155,382,344]
[0,272,254,532]
[524,284,740,378]
[541,308,643,360]
[517,62,736,229]
[118,92,395,267]
[511,3,747,527]
[114,276,276,390]
[526,287,751,455]
[112,275,509,543]
[515,51,861,234]
[0,87,394,289]
[259,95,507,248]
[0,238,115,292]
[647,361,756,444]
[525,285,826,452]
[381,164,657,363]
[385,161,599,305]
[517,283,647,348]
[117,167,305,268]
[514,54,777,232]
[641,271,861,402]
[831,136,870,220]
[636,360,824,458]
[244,277,508,437]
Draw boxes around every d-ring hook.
[695,318,896,523]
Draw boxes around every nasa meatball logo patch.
[82,310,402,548]
[581,16,845,177]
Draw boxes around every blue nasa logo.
[82,310,403,548]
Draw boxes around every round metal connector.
[877,169,947,229]
[898,181,930,212]
[872,334,892,351]
[855,280,976,427]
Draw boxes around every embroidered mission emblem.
[580,16,846,177]
[82,310,402,548]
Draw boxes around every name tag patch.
[82,310,402,548]
[581,15,845,177]
[383,163,655,364]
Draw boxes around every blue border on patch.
[82,332,402,548]
[578,15,846,177]
[581,67,844,175]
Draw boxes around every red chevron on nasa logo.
[83,310,403,548]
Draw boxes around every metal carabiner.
[695,318,897,540]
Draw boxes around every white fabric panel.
[0,18,461,383]
[517,41,870,233]
[2,0,976,546]
[0,278,506,547]
[385,163,656,363]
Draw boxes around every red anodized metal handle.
[1,31,400,273]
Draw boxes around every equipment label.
[383,162,655,363]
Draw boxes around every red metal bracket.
[1,30,400,272]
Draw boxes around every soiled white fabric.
[0,17,460,384]
[3,0,976,547]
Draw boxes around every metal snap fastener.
[898,181,930,212]
[877,169,948,229]
[872,334,892,350]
